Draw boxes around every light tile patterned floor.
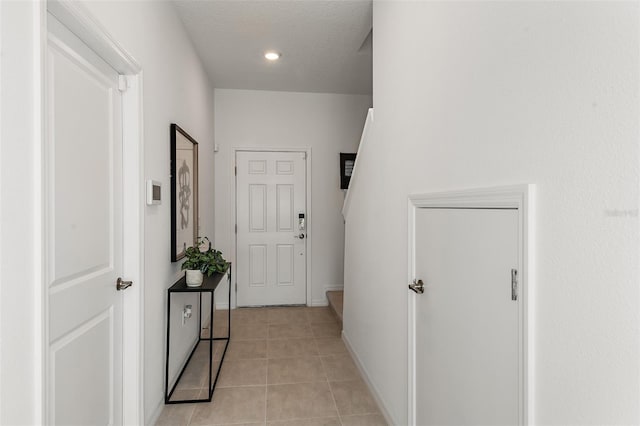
[157,306,387,426]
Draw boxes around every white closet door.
[413,207,520,426]
[47,14,125,425]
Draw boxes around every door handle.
[294,233,305,239]
[116,277,133,291]
[408,279,424,294]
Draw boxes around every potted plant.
[182,237,229,287]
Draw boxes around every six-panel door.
[236,151,307,306]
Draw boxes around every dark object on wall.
[171,123,199,262]
[340,153,357,189]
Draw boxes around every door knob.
[408,279,424,294]
[294,233,305,239]
[116,277,133,291]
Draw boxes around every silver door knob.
[116,277,133,291]
[408,279,424,294]
[294,233,305,239]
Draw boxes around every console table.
[164,264,231,404]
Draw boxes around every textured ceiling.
[172,0,373,95]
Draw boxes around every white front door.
[46,14,125,425]
[411,208,521,425]
[236,151,307,306]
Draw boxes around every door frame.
[231,147,312,308]
[44,1,145,424]
[407,184,534,426]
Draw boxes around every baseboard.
[146,397,163,426]
[325,285,344,292]
[342,330,396,426]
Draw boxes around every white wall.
[344,2,639,425]
[214,89,371,307]
[0,1,44,424]
[76,2,216,422]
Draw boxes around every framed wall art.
[340,152,356,189]
[171,123,199,262]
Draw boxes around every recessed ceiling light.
[264,51,281,61]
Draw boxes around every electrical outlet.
[182,305,192,326]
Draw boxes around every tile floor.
[157,306,387,426]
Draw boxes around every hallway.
[2,1,638,424]
[157,306,387,425]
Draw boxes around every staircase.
[326,290,343,327]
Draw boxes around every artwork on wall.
[171,123,199,262]
[340,152,356,189]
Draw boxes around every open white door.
[236,151,307,306]
[46,14,128,425]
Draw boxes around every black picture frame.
[340,153,357,190]
[170,123,199,262]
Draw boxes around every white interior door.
[46,14,125,425]
[236,151,307,306]
[412,207,521,426]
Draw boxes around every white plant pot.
[185,270,204,287]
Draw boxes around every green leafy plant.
[181,237,229,277]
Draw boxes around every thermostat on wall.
[146,180,162,205]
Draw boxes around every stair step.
[326,290,343,327]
